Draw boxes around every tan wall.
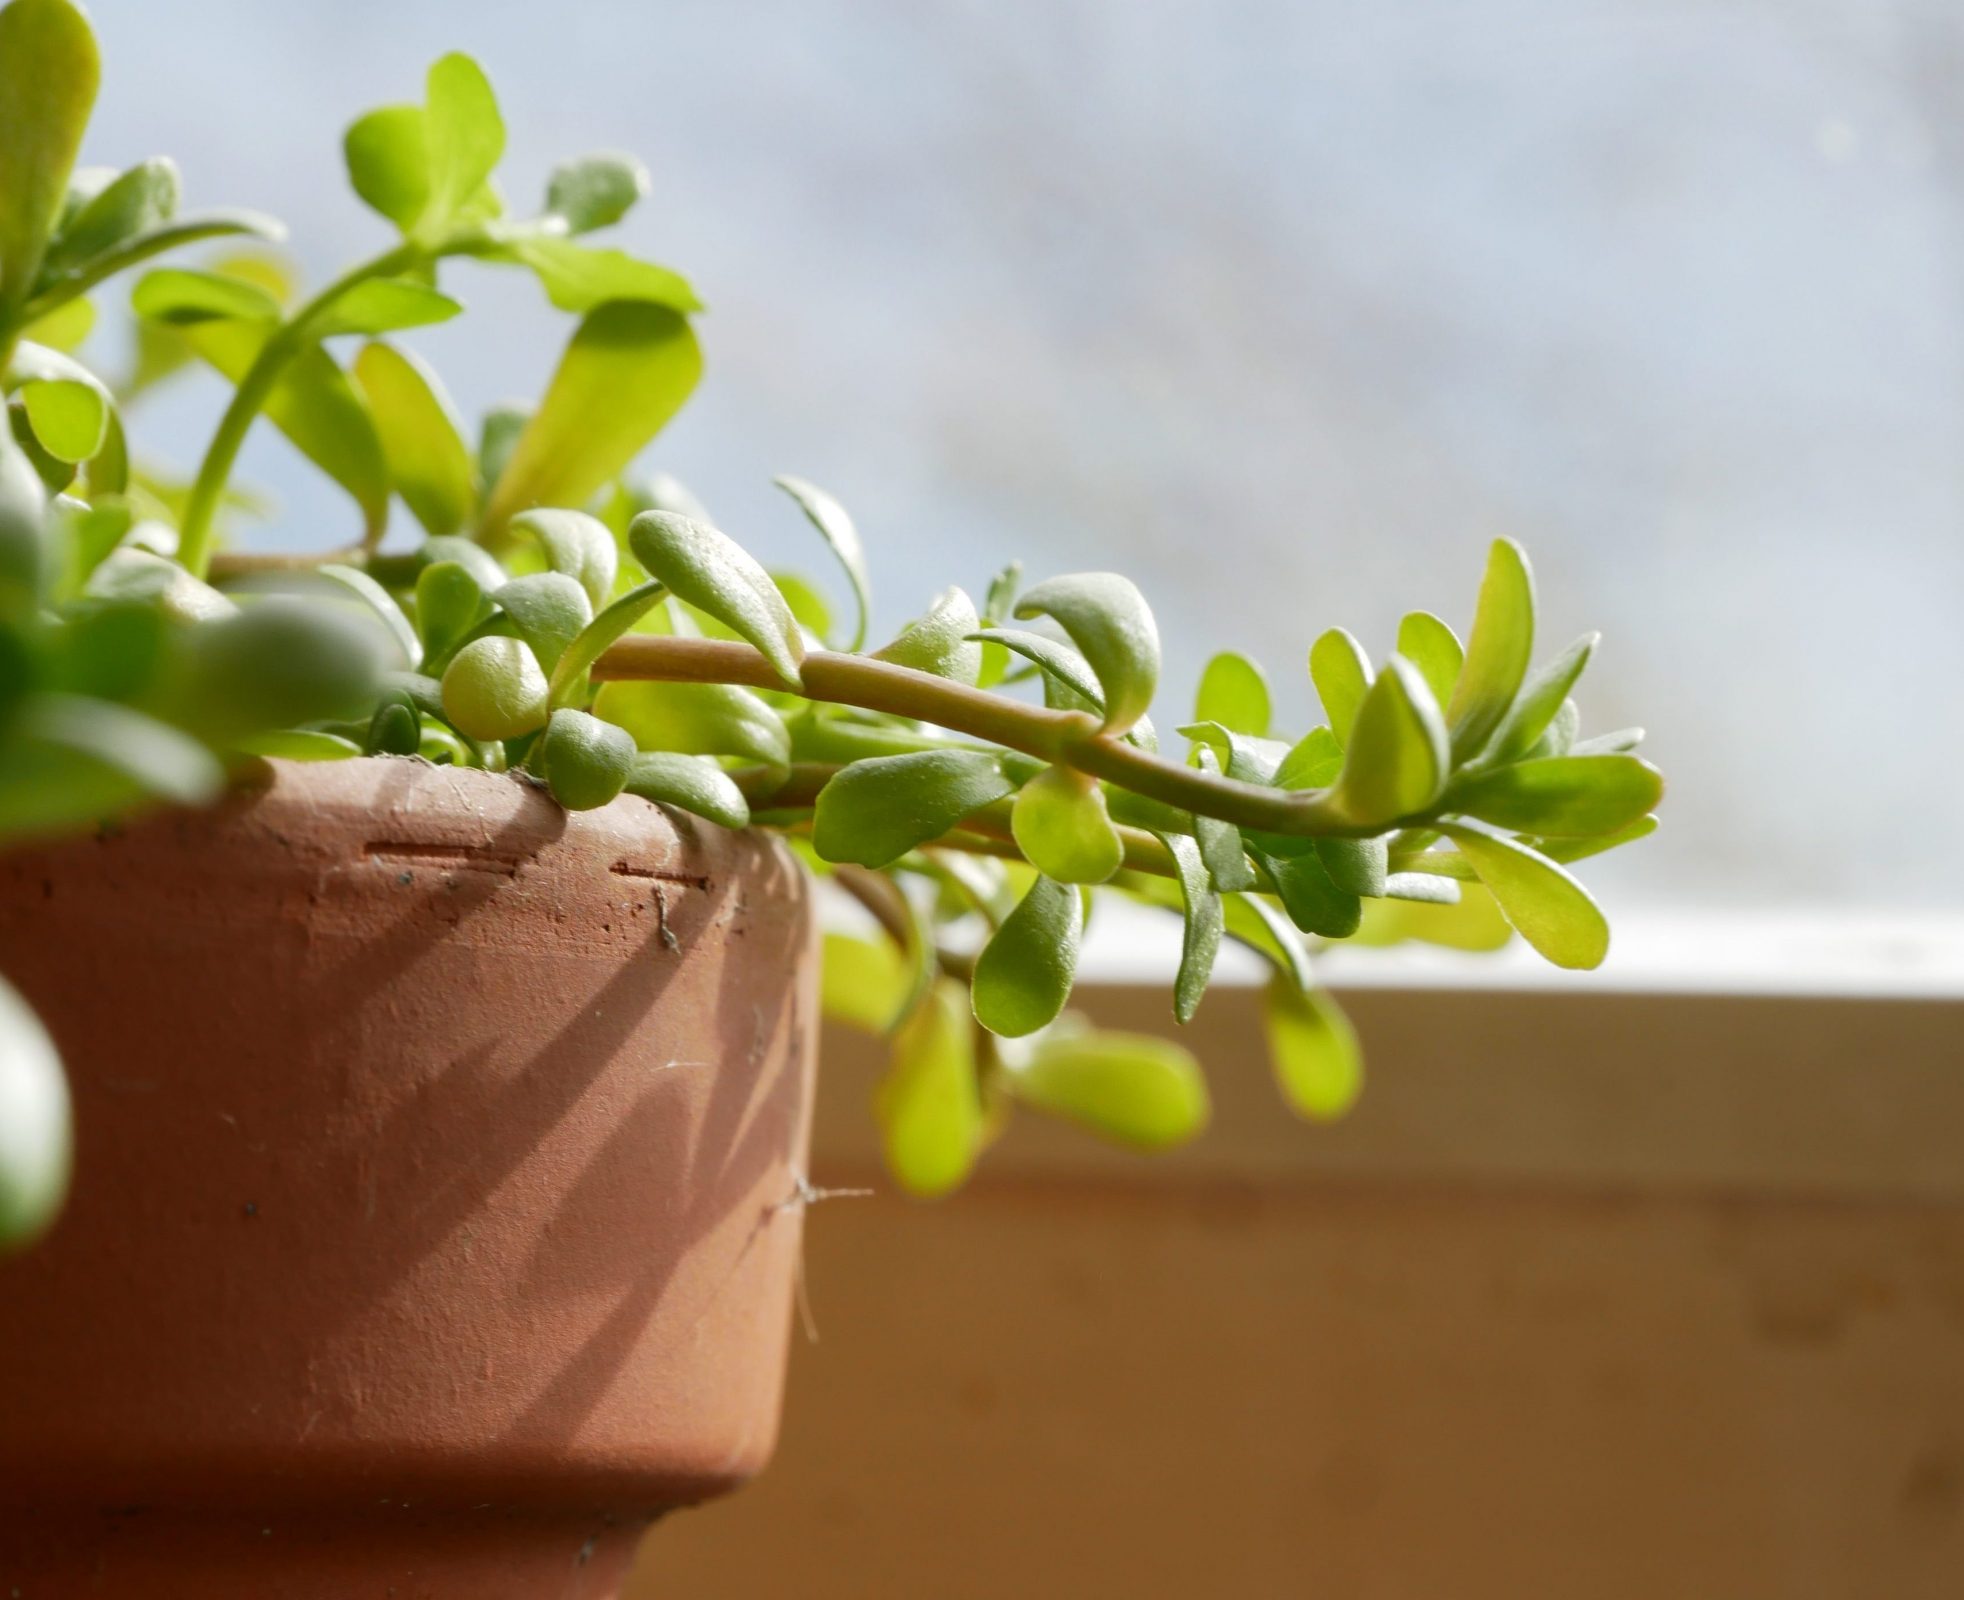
[633,983,1964,1598]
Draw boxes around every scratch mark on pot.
[609,859,710,890]
[364,841,523,876]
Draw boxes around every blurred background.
[78,0,1964,921]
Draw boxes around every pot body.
[0,757,819,1597]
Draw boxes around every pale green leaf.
[623,751,751,828]
[313,276,461,338]
[1329,654,1450,826]
[878,979,983,1198]
[351,341,476,538]
[872,586,981,684]
[18,376,104,462]
[440,635,549,740]
[1396,610,1464,710]
[319,561,419,666]
[423,53,504,228]
[494,234,700,314]
[1155,829,1223,1023]
[494,571,592,671]
[1436,819,1609,970]
[482,302,700,535]
[1448,536,1536,762]
[1011,1028,1209,1151]
[811,749,1014,867]
[1264,978,1363,1121]
[1487,632,1596,764]
[1011,764,1123,884]
[593,678,790,766]
[548,577,667,707]
[968,626,1103,711]
[822,931,910,1034]
[774,473,870,651]
[0,0,99,319]
[1308,627,1371,746]
[0,973,69,1252]
[1193,650,1270,737]
[1449,753,1663,838]
[972,874,1083,1037]
[41,155,177,280]
[629,509,805,688]
[343,104,431,231]
[510,506,617,611]
[131,266,280,325]
[1014,571,1159,735]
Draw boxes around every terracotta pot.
[0,757,819,1597]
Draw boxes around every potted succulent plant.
[0,0,1663,1592]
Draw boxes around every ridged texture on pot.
[0,757,818,1595]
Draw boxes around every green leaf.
[481,302,700,535]
[548,577,667,707]
[622,751,751,829]
[170,602,378,739]
[420,533,507,592]
[1486,632,1596,764]
[21,293,90,350]
[972,874,1083,1037]
[1396,610,1464,710]
[494,571,592,671]
[1192,754,1256,891]
[545,151,650,233]
[1257,845,1362,938]
[1316,836,1387,898]
[774,473,869,651]
[1328,655,1450,826]
[494,234,700,314]
[1193,650,1270,737]
[968,626,1103,711]
[1014,571,1159,735]
[232,727,363,762]
[343,105,431,231]
[878,980,983,1198]
[1010,1028,1209,1151]
[1273,724,1343,791]
[27,210,282,320]
[539,706,635,810]
[773,571,831,640]
[21,690,225,807]
[1436,819,1609,970]
[0,973,69,1252]
[629,509,804,689]
[1534,813,1659,865]
[593,678,790,767]
[1223,892,1316,992]
[130,266,281,325]
[822,931,910,1034]
[1264,978,1362,1121]
[1449,753,1663,838]
[319,561,420,666]
[17,377,104,462]
[413,559,490,665]
[872,586,981,684]
[1354,884,1513,952]
[440,635,549,740]
[1527,697,1580,760]
[313,276,461,338]
[1011,764,1123,884]
[0,0,99,319]
[181,319,390,544]
[351,341,476,538]
[1155,830,1224,1023]
[1448,537,1535,762]
[40,155,177,280]
[1308,627,1371,746]
[423,53,504,228]
[811,749,1014,868]
[510,507,617,611]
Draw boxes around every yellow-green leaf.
[877,980,983,1198]
[1264,978,1362,1121]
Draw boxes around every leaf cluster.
[0,0,1664,1245]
